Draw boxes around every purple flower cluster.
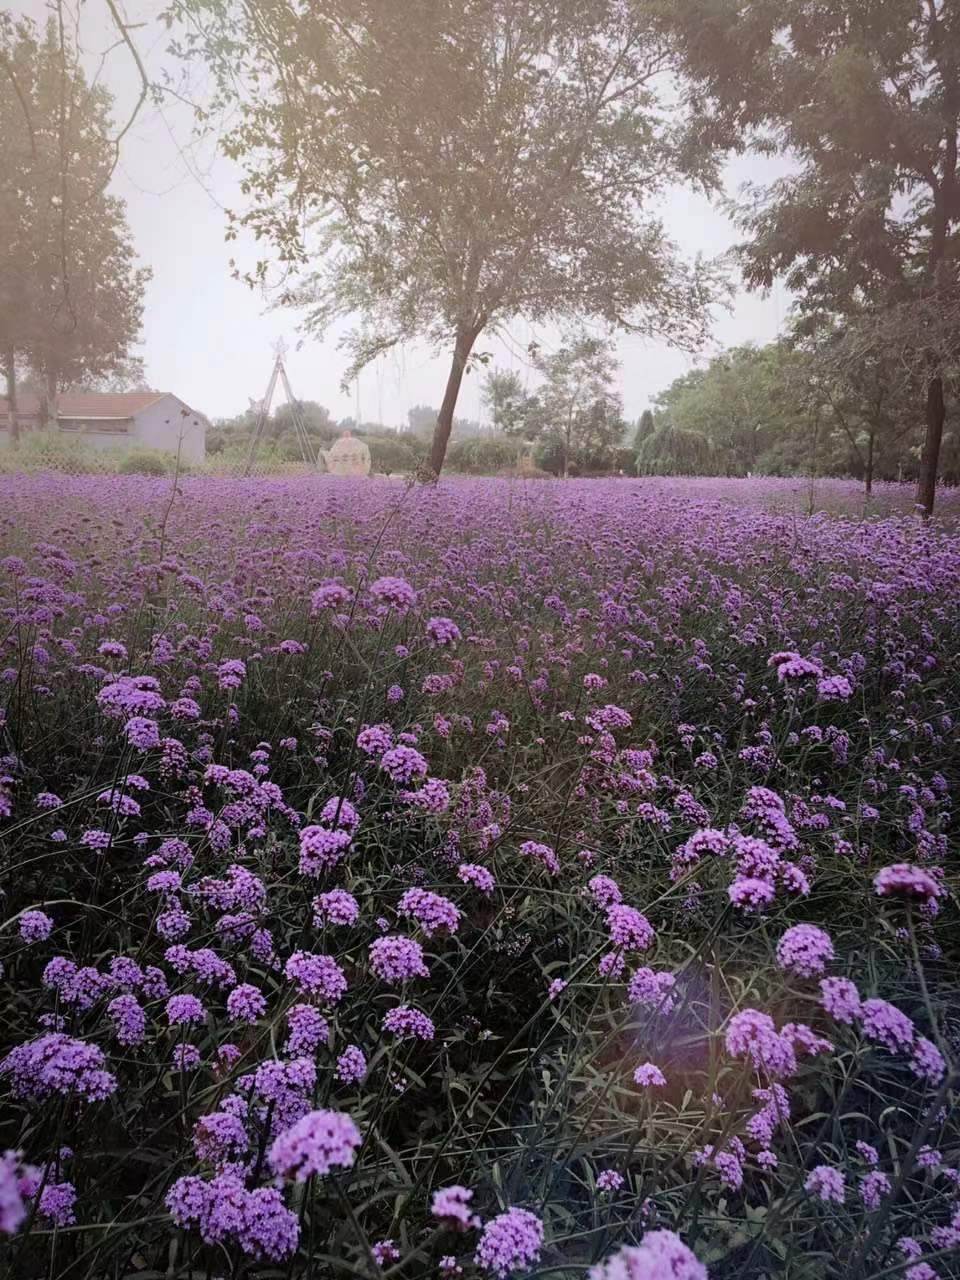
[268,1109,362,1180]
[166,1171,298,1259]
[1,1034,117,1101]
[589,1231,707,1280]
[475,1207,543,1277]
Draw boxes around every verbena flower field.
[1,473,958,1280]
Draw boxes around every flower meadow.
[0,472,958,1280]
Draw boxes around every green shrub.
[447,435,521,473]
[0,429,114,474]
[365,432,425,474]
[116,447,184,476]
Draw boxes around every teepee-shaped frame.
[244,340,318,475]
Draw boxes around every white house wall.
[133,397,206,463]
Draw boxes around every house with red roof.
[0,391,207,463]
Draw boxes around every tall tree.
[797,320,921,494]
[651,342,811,474]
[633,408,655,450]
[669,0,960,514]
[0,13,39,443]
[525,331,624,477]
[170,0,719,474]
[481,369,531,436]
[0,13,149,433]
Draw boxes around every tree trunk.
[562,415,573,479]
[40,366,59,430]
[428,326,478,477]
[3,346,18,446]
[864,430,874,496]
[917,373,945,518]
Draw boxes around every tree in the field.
[636,422,717,476]
[407,403,484,440]
[668,0,960,514]
[0,13,40,442]
[523,332,624,477]
[0,14,149,434]
[650,342,812,475]
[632,408,655,451]
[169,0,719,475]
[797,320,921,494]
[481,369,532,437]
[406,406,439,439]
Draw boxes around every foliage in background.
[667,0,960,514]
[166,0,720,475]
[641,338,960,488]
[0,13,149,436]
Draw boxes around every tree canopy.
[168,0,721,473]
[668,0,960,512]
[0,13,149,436]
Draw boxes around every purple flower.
[166,1171,298,1259]
[475,1207,543,1277]
[458,863,495,894]
[819,977,861,1024]
[605,904,654,952]
[633,1062,666,1087]
[589,1230,706,1280]
[18,910,53,943]
[371,576,416,611]
[596,1170,623,1192]
[107,994,147,1047]
[369,936,430,984]
[817,675,853,700]
[382,1005,435,1040]
[0,1151,39,1235]
[38,1181,76,1227]
[298,825,353,875]
[859,1170,891,1210]
[172,1044,202,1072]
[226,984,267,1024]
[431,1185,479,1230]
[335,1045,367,1084]
[373,1239,400,1265]
[728,876,776,911]
[775,924,835,978]
[166,995,206,1027]
[910,1036,946,1084]
[193,1110,249,1163]
[398,888,461,937]
[217,658,246,691]
[284,952,348,1003]
[805,1164,845,1204]
[124,715,161,749]
[587,875,622,907]
[268,1109,362,1180]
[357,725,393,756]
[313,889,360,926]
[0,1033,117,1101]
[426,616,461,647]
[381,745,429,784]
[874,864,944,909]
[627,967,677,1014]
[859,998,915,1053]
[519,841,560,876]
[285,1005,329,1056]
[311,581,352,612]
[725,1010,797,1078]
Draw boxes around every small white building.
[0,391,207,463]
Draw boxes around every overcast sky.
[16,0,791,426]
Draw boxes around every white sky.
[14,0,791,426]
